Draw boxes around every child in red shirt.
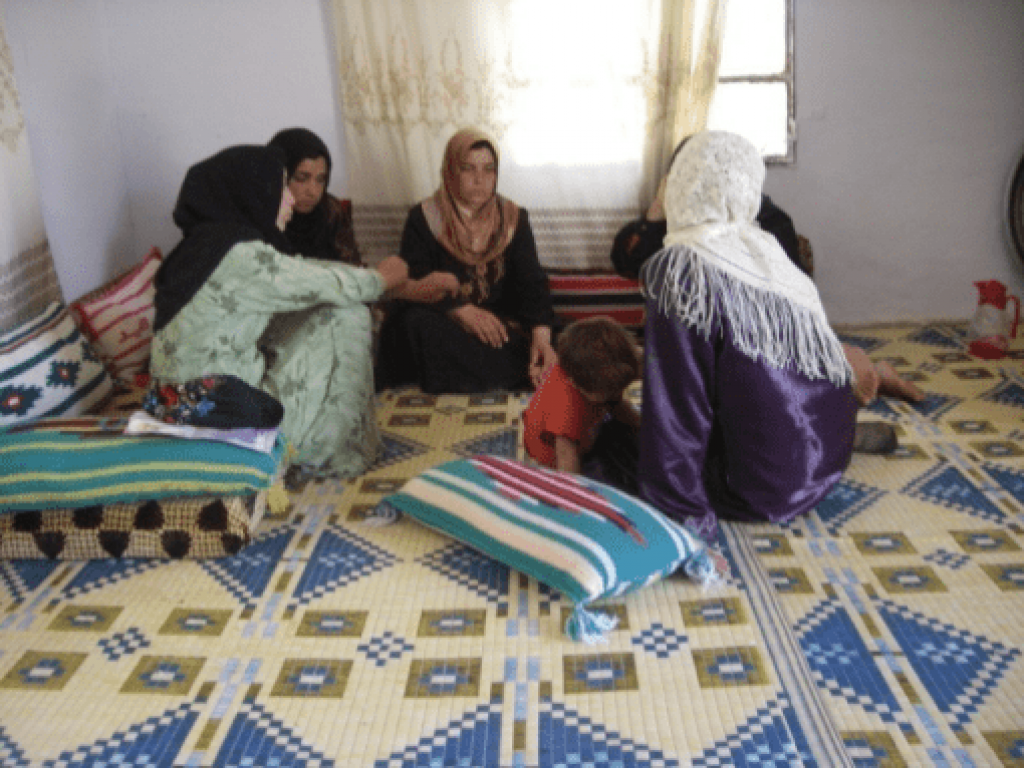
[523,317,641,492]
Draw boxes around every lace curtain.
[1,18,60,330]
[328,0,727,268]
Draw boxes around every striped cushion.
[547,273,645,329]
[0,302,114,427]
[378,456,717,642]
[0,415,286,513]
[69,247,163,381]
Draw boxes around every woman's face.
[456,146,497,212]
[288,156,329,215]
[276,171,296,231]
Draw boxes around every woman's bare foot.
[844,344,880,406]
[875,361,926,403]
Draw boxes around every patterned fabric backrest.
[69,247,163,381]
[0,301,114,427]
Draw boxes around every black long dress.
[376,204,555,394]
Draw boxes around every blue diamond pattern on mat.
[0,560,60,604]
[539,699,680,768]
[688,694,815,768]
[837,333,886,353]
[418,543,510,607]
[97,626,150,661]
[980,379,1024,409]
[373,699,502,767]
[202,527,294,611]
[904,464,1008,524]
[924,549,972,570]
[0,725,31,768]
[982,462,1024,505]
[862,396,901,419]
[60,559,166,601]
[213,701,336,767]
[814,479,886,534]
[905,325,965,349]
[795,599,909,730]
[368,431,432,471]
[451,427,519,458]
[357,631,415,667]
[906,392,963,420]
[288,527,398,609]
[875,599,1021,731]
[40,702,199,767]
[632,624,688,659]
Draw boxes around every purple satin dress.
[638,305,857,540]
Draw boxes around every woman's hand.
[404,271,460,303]
[376,256,409,292]
[529,326,557,388]
[449,304,508,348]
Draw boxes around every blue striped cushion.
[1,302,114,426]
[378,456,718,642]
[0,416,286,513]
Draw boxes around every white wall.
[4,0,1024,323]
[2,0,344,303]
[766,0,1024,324]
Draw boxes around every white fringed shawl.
[641,131,851,386]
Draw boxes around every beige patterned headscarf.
[422,128,519,265]
[642,131,850,385]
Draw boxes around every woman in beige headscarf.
[377,127,557,393]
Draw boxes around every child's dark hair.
[557,317,641,397]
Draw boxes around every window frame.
[715,0,795,164]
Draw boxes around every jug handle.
[1010,294,1022,338]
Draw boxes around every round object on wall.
[1008,146,1024,265]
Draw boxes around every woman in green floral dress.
[150,145,407,477]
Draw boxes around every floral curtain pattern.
[0,15,59,329]
[329,0,727,260]
[1,18,25,154]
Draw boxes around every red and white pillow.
[70,247,163,381]
[547,273,645,331]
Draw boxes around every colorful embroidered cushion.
[377,456,720,642]
[0,415,286,514]
[547,273,645,330]
[0,301,115,427]
[0,490,267,559]
[69,247,163,380]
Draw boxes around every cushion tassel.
[564,605,618,645]
[267,483,290,515]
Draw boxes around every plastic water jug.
[967,280,1020,359]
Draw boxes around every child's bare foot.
[875,361,926,403]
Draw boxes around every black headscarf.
[154,145,292,331]
[267,128,336,260]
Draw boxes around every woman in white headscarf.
[638,131,858,540]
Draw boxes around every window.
[708,0,794,162]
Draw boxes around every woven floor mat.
[0,323,1021,766]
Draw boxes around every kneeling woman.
[376,128,557,393]
[151,145,406,477]
[638,131,857,540]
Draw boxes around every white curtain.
[328,0,727,268]
[1,14,59,330]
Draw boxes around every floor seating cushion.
[0,415,286,514]
[0,301,114,427]
[69,246,163,382]
[376,455,720,642]
[0,490,267,560]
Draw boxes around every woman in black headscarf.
[268,127,362,264]
[151,145,407,477]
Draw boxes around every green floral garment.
[150,242,385,477]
